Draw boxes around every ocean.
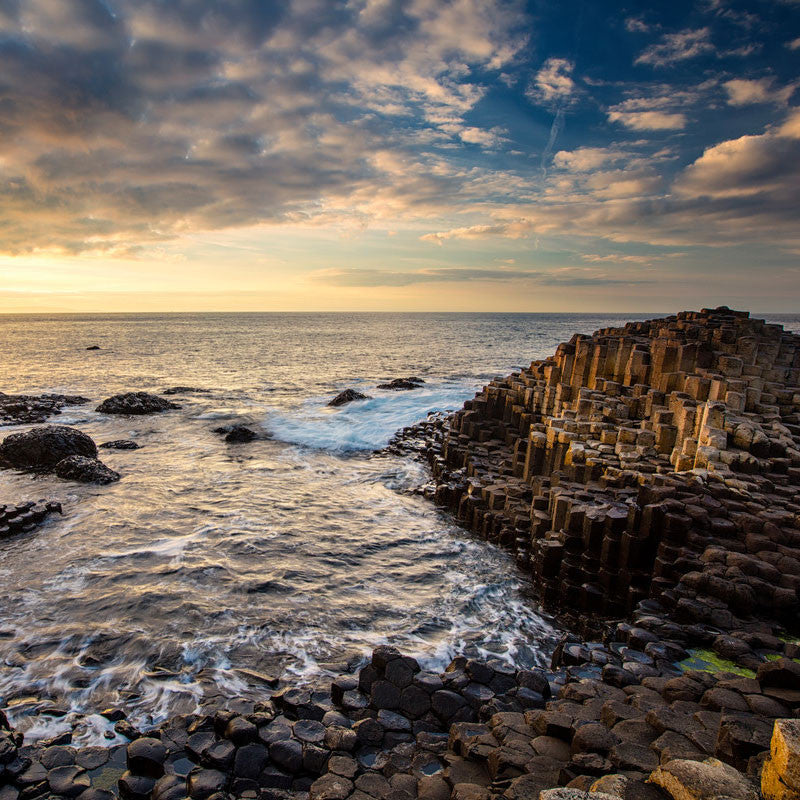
[1,311,797,744]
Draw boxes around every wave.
[266,380,474,452]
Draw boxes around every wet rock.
[86,346,101,350]
[328,389,371,407]
[187,767,227,799]
[127,736,167,778]
[99,440,140,450]
[119,770,157,800]
[0,424,97,470]
[76,747,109,771]
[96,392,180,415]
[54,454,121,484]
[540,789,618,800]
[48,764,90,797]
[41,745,77,769]
[377,378,425,391]
[648,757,759,800]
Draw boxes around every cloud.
[607,110,687,130]
[0,0,530,255]
[723,77,796,106]
[526,58,576,106]
[625,17,652,33]
[311,266,649,287]
[635,28,715,67]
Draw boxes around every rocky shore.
[1,307,799,800]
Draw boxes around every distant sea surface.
[0,311,797,744]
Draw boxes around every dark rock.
[86,346,101,350]
[353,717,384,746]
[118,771,157,800]
[309,773,354,800]
[431,690,466,720]
[162,387,210,395]
[99,440,140,450]
[328,389,371,407]
[294,719,326,743]
[127,737,167,778]
[0,391,89,425]
[215,424,259,443]
[48,765,90,797]
[96,392,180,415]
[377,378,425,391]
[41,745,76,769]
[0,425,97,470]
[187,767,227,799]
[54,455,120,484]
[203,739,235,771]
[224,716,257,745]
[269,739,303,773]
[233,743,267,779]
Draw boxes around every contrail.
[541,105,565,177]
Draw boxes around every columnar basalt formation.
[406,308,800,655]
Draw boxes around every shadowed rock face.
[96,392,180,415]
[0,424,97,470]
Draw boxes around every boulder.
[377,377,425,390]
[96,392,179,415]
[770,719,800,792]
[328,389,371,407]
[0,425,97,470]
[86,345,101,350]
[648,757,759,800]
[0,392,89,425]
[54,455,120,484]
[99,440,140,450]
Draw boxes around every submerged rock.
[162,386,210,396]
[86,345,101,351]
[0,424,97,470]
[54,455,120,484]
[377,377,425,391]
[214,424,259,443]
[328,389,371,407]
[99,440,140,450]
[96,392,180,415]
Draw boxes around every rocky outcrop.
[763,720,800,800]
[378,377,425,390]
[0,500,62,538]
[96,392,180,415]
[54,455,120,484]
[0,424,97,470]
[329,389,372,407]
[0,392,89,425]
[394,308,800,654]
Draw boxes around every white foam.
[266,382,474,452]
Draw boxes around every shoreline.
[1,306,799,800]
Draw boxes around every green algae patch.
[678,648,756,678]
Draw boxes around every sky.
[0,0,799,312]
